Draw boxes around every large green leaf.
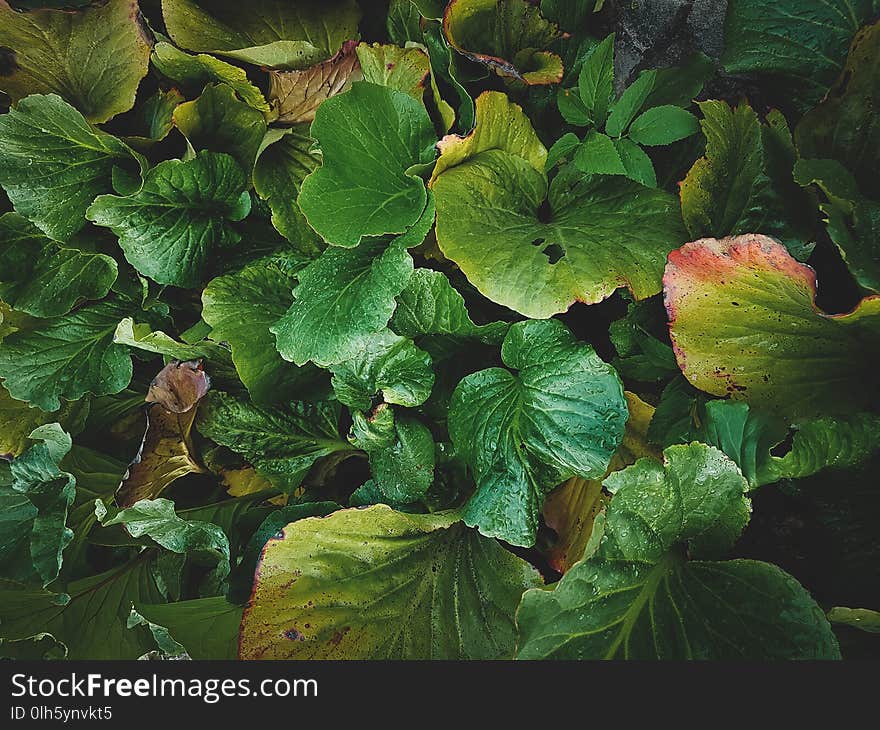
[0,424,74,587]
[272,198,435,367]
[202,258,319,405]
[162,0,362,69]
[298,82,436,247]
[0,0,150,123]
[87,151,251,288]
[252,127,323,252]
[721,0,879,109]
[0,557,163,659]
[195,392,354,492]
[796,21,880,201]
[432,92,686,318]
[0,298,135,412]
[665,234,880,419]
[680,101,812,259]
[239,505,542,659]
[516,443,841,659]
[0,213,117,317]
[448,319,627,547]
[0,94,140,241]
[443,0,563,85]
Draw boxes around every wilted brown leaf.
[146,359,211,413]
[268,40,363,124]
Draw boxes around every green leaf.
[828,607,880,634]
[350,407,435,504]
[228,501,340,605]
[252,127,323,253]
[627,105,699,146]
[112,318,230,365]
[0,213,117,317]
[272,197,435,367]
[0,385,87,460]
[356,43,430,97]
[87,151,251,288]
[0,0,150,123]
[135,597,244,659]
[151,42,270,113]
[297,82,436,248]
[195,391,354,492]
[443,0,563,85]
[239,505,542,659]
[721,0,877,109]
[0,298,134,412]
[330,330,434,411]
[390,268,509,347]
[546,132,581,169]
[665,234,880,419]
[793,158,880,293]
[681,101,813,258]
[448,319,627,547]
[516,443,841,659]
[162,0,362,69]
[557,88,591,126]
[577,33,615,127]
[172,83,267,172]
[796,23,880,201]
[0,557,163,659]
[102,498,230,596]
[202,259,320,405]
[431,92,686,318]
[609,295,678,381]
[613,137,657,188]
[606,70,656,138]
[644,52,715,109]
[267,41,362,125]
[573,131,626,175]
[59,445,125,580]
[0,424,75,587]
[0,94,140,241]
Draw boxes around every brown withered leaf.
[115,404,205,508]
[543,392,661,573]
[146,359,211,414]
[268,40,363,124]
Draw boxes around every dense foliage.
[0,0,878,660]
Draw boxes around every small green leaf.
[0,424,75,587]
[298,82,436,247]
[606,70,656,137]
[573,131,626,175]
[449,319,627,547]
[577,33,615,126]
[196,392,354,492]
[0,213,117,317]
[272,197,434,367]
[613,137,657,187]
[627,105,699,146]
[172,83,267,172]
[330,330,434,411]
[0,298,135,412]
